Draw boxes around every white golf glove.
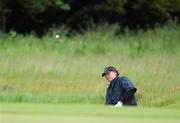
[114,101,123,108]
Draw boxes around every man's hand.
[114,101,123,108]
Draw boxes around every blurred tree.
[0,0,70,35]
[1,0,180,35]
[0,0,9,33]
[64,0,128,30]
[18,0,70,14]
[124,0,180,28]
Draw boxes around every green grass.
[0,23,179,107]
[0,103,180,123]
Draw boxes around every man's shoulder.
[112,76,130,85]
[118,76,129,81]
[118,76,132,84]
[114,76,127,84]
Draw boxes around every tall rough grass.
[0,23,179,107]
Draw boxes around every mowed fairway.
[0,103,180,123]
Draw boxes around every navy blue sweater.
[105,76,137,105]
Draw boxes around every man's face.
[105,71,117,82]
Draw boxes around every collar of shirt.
[109,76,119,87]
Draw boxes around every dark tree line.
[0,0,180,35]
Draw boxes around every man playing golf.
[102,66,137,107]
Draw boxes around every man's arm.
[114,89,136,107]
[120,88,136,102]
[116,77,137,106]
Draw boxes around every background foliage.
[0,0,180,35]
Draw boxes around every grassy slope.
[0,103,180,123]
[0,55,179,107]
[0,24,179,107]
